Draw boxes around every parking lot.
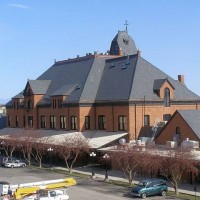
[0,166,182,200]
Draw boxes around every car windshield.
[137,181,147,187]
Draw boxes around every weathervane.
[124,20,129,32]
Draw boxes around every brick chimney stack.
[137,49,141,57]
[178,75,184,83]
[118,48,123,56]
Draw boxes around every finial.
[124,20,129,32]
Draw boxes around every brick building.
[3,30,200,146]
[156,110,200,146]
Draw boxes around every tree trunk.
[174,185,179,195]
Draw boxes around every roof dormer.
[153,78,175,99]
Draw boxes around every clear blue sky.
[1,0,200,101]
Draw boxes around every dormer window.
[164,88,170,107]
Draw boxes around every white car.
[4,160,26,168]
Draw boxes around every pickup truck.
[23,189,69,200]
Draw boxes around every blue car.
[131,179,168,199]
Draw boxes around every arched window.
[27,99,33,109]
[164,88,170,107]
[176,127,180,134]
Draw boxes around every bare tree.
[153,147,199,195]
[54,135,89,174]
[110,145,148,186]
[0,135,21,157]
[19,131,37,165]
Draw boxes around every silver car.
[4,160,26,168]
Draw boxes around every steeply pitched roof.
[153,78,175,90]
[51,84,78,96]
[177,110,200,139]
[28,80,51,94]
[110,31,137,56]
[129,57,200,101]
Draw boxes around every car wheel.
[22,164,25,168]
[141,193,147,199]
[11,165,14,168]
[161,190,166,196]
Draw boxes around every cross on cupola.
[124,20,129,32]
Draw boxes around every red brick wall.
[156,112,199,145]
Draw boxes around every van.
[130,179,168,199]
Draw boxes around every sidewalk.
[54,165,200,197]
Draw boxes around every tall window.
[50,116,56,129]
[28,99,33,109]
[85,116,90,130]
[40,115,46,128]
[98,115,106,130]
[176,127,181,135]
[144,115,150,126]
[23,116,25,127]
[58,99,62,108]
[13,102,16,109]
[52,99,56,109]
[164,88,170,107]
[7,116,10,127]
[28,116,33,128]
[60,116,66,129]
[15,116,18,127]
[71,116,77,130]
[16,101,19,110]
[118,115,127,131]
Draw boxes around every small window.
[85,116,90,130]
[163,114,171,121]
[144,115,150,126]
[176,127,180,134]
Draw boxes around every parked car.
[4,160,26,168]
[1,156,19,166]
[130,179,168,199]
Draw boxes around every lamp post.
[47,147,53,168]
[103,153,110,181]
[90,152,96,178]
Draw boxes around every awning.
[0,128,128,149]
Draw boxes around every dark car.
[131,179,168,199]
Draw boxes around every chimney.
[118,48,123,56]
[178,75,184,83]
[137,49,141,57]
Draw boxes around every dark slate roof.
[110,31,137,56]
[37,56,107,104]
[95,55,138,101]
[177,110,200,139]
[12,91,24,99]
[129,57,200,101]
[28,80,51,94]
[51,84,78,96]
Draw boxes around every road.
[0,166,181,200]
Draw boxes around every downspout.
[112,105,114,131]
[135,103,137,140]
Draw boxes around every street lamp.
[47,147,53,168]
[90,152,96,178]
[103,153,110,181]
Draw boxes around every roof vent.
[122,56,130,69]
[110,63,115,68]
